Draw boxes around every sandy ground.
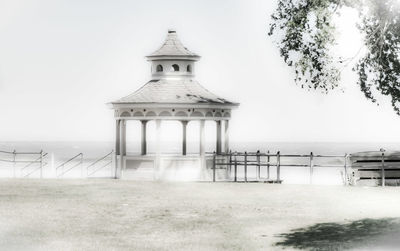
[0,179,400,251]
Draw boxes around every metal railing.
[21,152,48,178]
[0,150,47,178]
[56,153,83,178]
[86,150,114,177]
[210,151,349,185]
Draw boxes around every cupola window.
[187,65,192,73]
[171,64,180,72]
[156,65,163,72]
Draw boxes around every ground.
[0,179,400,251]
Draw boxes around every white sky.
[0,0,400,143]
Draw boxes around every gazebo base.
[117,154,229,181]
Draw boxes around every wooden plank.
[358,170,400,178]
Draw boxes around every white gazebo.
[110,30,239,180]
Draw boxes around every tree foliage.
[269,0,400,114]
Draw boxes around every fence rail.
[0,150,47,178]
[209,151,350,185]
[87,151,114,177]
[56,153,83,178]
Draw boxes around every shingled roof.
[113,79,237,105]
[147,30,199,58]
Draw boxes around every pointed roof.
[112,79,238,106]
[147,30,199,59]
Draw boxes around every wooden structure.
[110,30,239,179]
[350,151,400,186]
[211,151,349,184]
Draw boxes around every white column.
[141,120,148,155]
[224,120,229,153]
[115,119,121,155]
[216,120,222,154]
[118,119,126,178]
[114,119,121,178]
[121,120,126,156]
[181,121,188,155]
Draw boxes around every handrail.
[87,151,113,169]
[21,153,48,171]
[87,151,114,177]
[56,153,83,170]
[56,153,83,178]
[24,162,48,178]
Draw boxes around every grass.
[0,179,400,250]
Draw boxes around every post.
[118,120,126,178]
[212,151,216,182]
[277,151,281,183]
[228,150,232,176]
[141,120,148,155]
[244,151,248,182]
[115,120,121,155]
[181,121,188,156]
[256,150,260,180]
[267,150,270,180]
[121,120,126,156]
[224,120,229,153]
[234,152,238,182]
[13,150,16,178]
[381,152,385,187]
[40,150,43,178]
[114,119,121,178]
[216,120,222,154]
[309,152,314,185]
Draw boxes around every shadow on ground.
[275,218,400,250]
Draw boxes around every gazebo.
[110,30,239,180]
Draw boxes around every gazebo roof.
[147,30,199,58]
[112,78,238,106]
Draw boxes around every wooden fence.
[210,151,349,185]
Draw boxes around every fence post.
[234,152,238,182]
[277,151,281,183]
[13,150,16,178]
[244,152,248,182]
[344,154,348,186]
[40,150,43,179]
[212,151,216,182]
[229,150,232,174]
[256,150,260,180]
[381,152,385,187]
[267,150,270,180]
[309,152,314,185]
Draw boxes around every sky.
[1,0,400,144]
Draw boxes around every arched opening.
[187,121,200,154]
[187,65,192,73]
[205,121,217,153]
[171,64,179,72]
[125,120,141,154]
[160,121,182,154]
[156,65,163,72]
